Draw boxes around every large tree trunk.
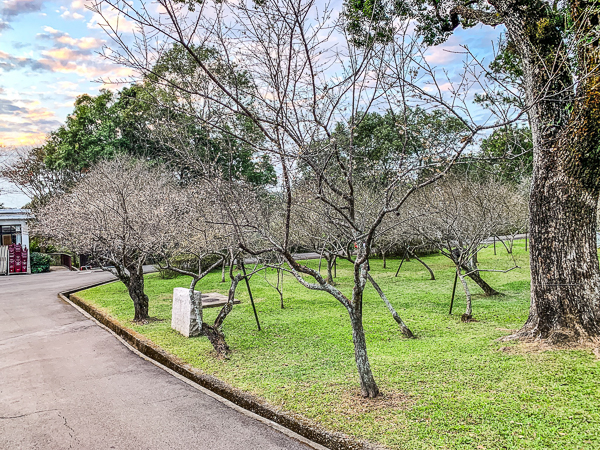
[512,164,600,343]
[127,266,149,321]
[499,1,600,343]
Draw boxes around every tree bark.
[127,266,149,321]
[496,0,600,343]
[458,272,472,322]
[512,170,600,342]
[409,250,435,280]
[200,274,243,355]
[348,306,379,398]
[366,273,414,337]
[326,256,335,284]
[462,266,500,296]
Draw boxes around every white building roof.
[0,209,34,222]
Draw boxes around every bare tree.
[0,147,80,207]
[155,181,258,354]
[409,176,522,320]
[33,157,179,321]
[90,0,502,397]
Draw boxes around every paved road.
[0,271,315,449]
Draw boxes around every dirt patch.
[333,390,414,418]
[132,317,164,325]
[498,339,600,357]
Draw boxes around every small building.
[0,209,33,275]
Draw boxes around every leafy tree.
[300,108,468,186]
[452,125,533,184]
[345,0,600,344]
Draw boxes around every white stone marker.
[171,287,202,337]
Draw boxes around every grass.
[78,241,600,449]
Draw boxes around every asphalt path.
[0,270,317,449]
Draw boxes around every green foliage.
[29,236,57,253]
[78,242,600,449]
[30,251,51,273]
[453,125,533,184]
[148,44,276,186]
[301,108,468,186]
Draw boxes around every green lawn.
[78,242,600,449]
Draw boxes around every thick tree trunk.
[348,307,379,398]
[498,1,600,343]
[512,172,600,343]
[127,267,149,321]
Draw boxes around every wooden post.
[333,256,337,278]
[241,262,261,331]
[493,236,496,255]
[449,270,458,315]
[525,232,528,251]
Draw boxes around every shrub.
[31,252,51,273]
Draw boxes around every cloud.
[0,98,27,114]
[70,0,85,10]
[37,27,105,50]
[0,19,12,31]
[1,0,45,20]
[60,10,84,20]
[87,4,136,33]
[424,46,465,66]
[0,97,60,146]
[0,50,47,72]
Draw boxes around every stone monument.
[171,287,202,337]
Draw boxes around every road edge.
[60,282,379,450]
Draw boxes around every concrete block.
[171,287,201,337]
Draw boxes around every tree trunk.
[348,307,379,398]
[409,250,435,280]
[189,278,202,337]
[127,267,149,321]
[201,323,230,355]
[498,2,600,343]
[512,172,600,343]
[366,273,414,337]
[326,257,335,284]
[200,274,243,355]
[458,272,472,322]
[460,263,499,296]
[382,251,386,269]
[221,258,226,283]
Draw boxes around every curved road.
[0,270,318,449]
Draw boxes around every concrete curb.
[60,281,378,450]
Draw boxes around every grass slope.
[78,242,600,449]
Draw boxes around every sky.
[0,0,504,208]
